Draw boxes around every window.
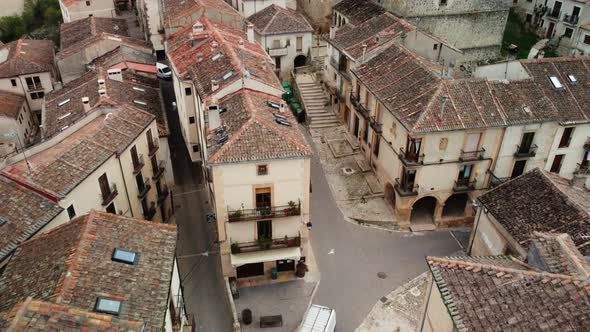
[106,202,116,214]
[30,92,44,100]
[584,35,590,45]
[518,132,535,153]
[564,28,573,38]
[257,164,268,175]
[131,145,141,170]
[549,76,564,90]
[257,220,272,239]
[25,76,42,90]
[274,56,281,70]
[296,36,303,52]
[439,0,447,5]
[10,79,16,87]
[511,160,527,178]
[559,127,574,148]
[457,165,474,188]
[185,87,192,96]
[272,39,281,49]
[112,248,138,265]
[433,44,438,50]
[67,205,76,220]
[372,133,380,157]
[86,0,91,5]
[98,173,111,199]
[189,116,195,124]
[95,297,122,315]
[550,154,565,173]
[255,187,271,209]
[192,144,199,152]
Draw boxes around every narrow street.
[306,130,462,331]
[160,80,233,331]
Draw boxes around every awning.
[231,247,301,267]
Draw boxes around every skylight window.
[549,76,564,90]
[267,101,280,109]
[133,87,145,92]
[568,74,577,83]
[112,248,137,265]
[58,99,71,107]
[95,297,122,315]
[58,112,72,120]
[222,71,233,81]
[211,51,224,61]
[522,104,531,114]
[133,100,147,106]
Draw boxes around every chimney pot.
[211,80,219,92]
[246,23,255,43]
[192,21,204,34]
[329,26,337,39]
[82,97,90,112]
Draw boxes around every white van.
[156,62,172,80]
[299,304,336,332]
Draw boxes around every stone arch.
[410,196,437,223]
[442,193,470,218]
[294,55,307,68]
[384,182,395,208]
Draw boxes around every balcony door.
[401,168,416,190]
[257,220,272,240]
[511,160,527,178]
[464,133,481,153]
[255,188,271,209]
[406,137,422,162]
[136,173,145,192]
[457,164,473,186]
[518,132,535,154]
[98,173,110,199]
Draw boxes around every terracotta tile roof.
[0,211,177,330]
[57,17,151,60]
[328,13,414,61]
[61,0,101,7]
[427,254,590,332]
[0,39,55,79]
[478,168,590,255]
[162,0,241,31]
[2,105,154,198]
[247,4,313,35]
[88,45,156,69]
[166,18,281,100]
[333,0,385,26]
[0,297,144,331]
[528,232,590,278]
[207,89,313,164]
[42,69,167,139]
[0,177,63,262]
[0,91,25,119]
[353,45,590,133]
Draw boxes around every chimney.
[98,89,107,96]
[208,104,221,131]
[445,60,455,79]
[211,80,219,92]
[279,102,286,113]
[107,68,122,82]
[329,26,337,39]
[82,97,90,112]
[246,23,254,43]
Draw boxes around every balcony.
[143,201,157,220]
[399,148,425,166]
[563,14,579,25]
[489,172,510,188]
[574,163,590,176]
[137,178,151,199]
[100,183,118,206]
[132,154,145,174]
[453,179,476,192]
[230,235,301,254]
[148,141,159,157]
[547,9,560,19]
[459,148,485,162]
[349,93,370,119]
[227,201,301,223]
[514,144,537,158]
[394,178,418,197]
[267,46,288,57]
[329,57,339,70]
[157,185,169,205]
[152,160,165,180]
[369,116,382,134]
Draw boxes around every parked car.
[299,304,336,332]
[156,63,172,80]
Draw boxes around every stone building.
[423,233,590,332]
[296,0,336,28]
[225,0,297,18]
[374,0,512,62]
[247,4,314,79]
[0,92,36,156]
[469,168,590,257]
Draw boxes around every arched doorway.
[442,194,470,218]
[384,182,395,208]
[294,55,307,68]
[411,196,437,224]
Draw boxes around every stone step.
[410,223,437,232]
[307,111,333,117]
[310,119,339,126]
[355,154,371,173]
[365,172,383,195]
[309,122,340,129]
[306,109,329,114]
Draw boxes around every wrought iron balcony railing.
[459,148,485,162]
[228,201,301,222]
[100,183,118,206]
[514,144,537,158]
[143,201,156,220]
[152,160,165,180]
[133,154,145,174]
[137,178,151,199]
[399,148,425,166]
[370,116,382,134]
[453,179,476,192]
[230,235,301,254]
[394,178,418,197]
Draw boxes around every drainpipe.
[117,155,135,217]
[486,127,506,187]
[419,270,435,332]
[467,205,484,254]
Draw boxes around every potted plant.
[260,207,272,217]
[257,237,272,250]
[286,200,299,215]
[230,210,242,221]
[296,260,308,278]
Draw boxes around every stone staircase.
[295,76,340,129]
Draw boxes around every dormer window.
[212,51,224,61]
[95,297,122,315]
[549,75,564,90]
[222,71,233,81]
[522,104,531,113]
[112,248,138,265]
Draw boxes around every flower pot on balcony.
[257,237,272,250]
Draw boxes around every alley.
[161,80,233,331]
[306,130,462,331]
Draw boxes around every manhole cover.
[342,167,355,175]
[377,272,387,279]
